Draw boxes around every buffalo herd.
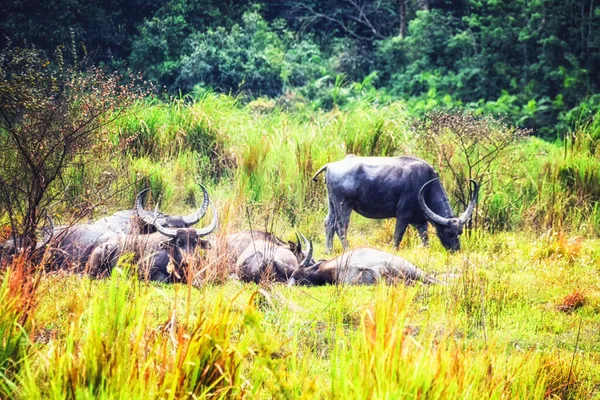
[1,155,479,287]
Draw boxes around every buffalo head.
[418,178,479,252]
[135,184,217,282]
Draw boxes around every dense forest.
[2,0,599,137]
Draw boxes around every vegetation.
[2,229,600,398]
[0,46,146,252]
[1,1,599,136]
[1,91,600,397]
[1,0,600,397]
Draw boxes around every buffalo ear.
[288,241,297,252]
[199,239,211,249]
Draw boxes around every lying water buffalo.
[0,214,55,262]
[50,185,217,283]
[87,197,217,283]
[313,155,479,252]
[227,230,315,282]
[288,248,437,286]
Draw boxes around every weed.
[557,290,587,313]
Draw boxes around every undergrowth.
[1,93,600,398]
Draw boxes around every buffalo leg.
[324,198,337,253]
[334,203,352,250]
[416,223,429,246]
[393,219,409,249]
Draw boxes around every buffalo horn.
[194,199,218,237]
[135,188,160,226]
[294,232,302,253]
[153,220,178,238]
[297,231,313,267]
[458,180,480,226]
[418,178,451,226]
[180,184,210,226]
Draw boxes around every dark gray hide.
[288,247,438,286]
[227,231,314,283]
[47,185,216,285]
[86,185,217,284]
[312,155,479,252]
[86,195,218,284]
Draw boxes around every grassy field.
[2,94,600,398]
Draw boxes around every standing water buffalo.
[312,155,479,252]
[288,248,438,286]
[227,230,314,283]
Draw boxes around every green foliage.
[128,0,253,88]
[4,0,599,137]
[374,2,600,136]
[177,11,326,97]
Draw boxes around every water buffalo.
[87,197,217,284]
[312,155,479,252]
[288,247,438,286]
[49,185,217,284]
[227,231,315,283]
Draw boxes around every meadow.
[2,93,600,399]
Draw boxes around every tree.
[398,0,407,39]
[0,45,145,254]
[415,112,530,230]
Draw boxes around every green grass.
[2,93,600,398]
[84,92,600,235]
[4,228,600,398]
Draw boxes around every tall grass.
[90,92,600,236]
[330,285,593,399]
[21,266,246,399]
[2,93,599,398]
[0,259,40,398]
[1,230,598,398]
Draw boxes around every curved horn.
[195,199,218,237]
[154,220,178,238]
[418,178,451,226]
[181,184,210,226]
[295,232,302,253]
[135,188,161,226]
[297,231,313,267]
[458,180,480,226]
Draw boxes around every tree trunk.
[399,0,407,38]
